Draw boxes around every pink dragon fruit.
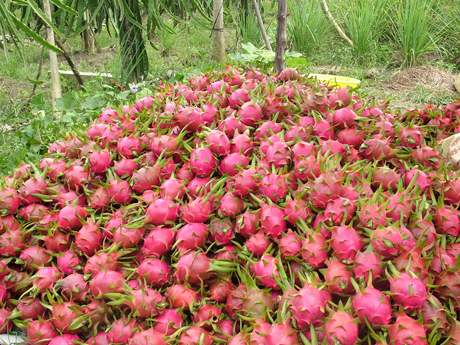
[301,232,328,269]
[353,246,383,281]
[137,258,172,287]
[325,307,359,345]
[388,310,427,345]
[330,225,363,262]
[387,264,428,312]
[352,280,391,327]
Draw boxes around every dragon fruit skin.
[290,284,331,328]
[388,310,427,345]
[166,284,198,311]
[48,334,83,345]
[388,270,428,312]
[309,174,341,209]
[301,232,329,269]
[260,203,287,239]
[330,225,363,262]
[246,231,271,257]
[266,321,299,345]
[325,311,359,345]
[153,309,184,335]
[352,285,392,327]
[254,254,280,290]
[324,197,357,225]
[26,319,57,345]
[432,206,460,237]
[137,258,172,287]
[190,147,217,177]
[353,247,383,281]
[323,259,354,295]
[421,296,448,334]
[371,226,404,259]
[175,223,208,252]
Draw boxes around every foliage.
[392,0,439,66]
[228,42,308,71]
[236,10,262,47]
[0,78,145,176]
[341,0,388,64]
[287,0,331,57]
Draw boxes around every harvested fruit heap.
[0,66,460,345]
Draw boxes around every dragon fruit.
[387,264,428,312]
[388,310,427,345]
[351,279,391,327]
[325,307,359,345]
[330,225,363,262]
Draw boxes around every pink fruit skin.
[266,322,299,345]
[27,319,57,345]
[246,231,271,257]
[324,259,354,295]
[58,205,88,231]
[353,248,383,281]
[325,311,359,345]
[75,220,102,255]
[137,258,172,287]
[388,312,427,345]
[290,285,331,328]
[260,204,287,239]
[153,309,184,335]
[254,254,280,290]
[352,286,392,326]
[167,284,198,310]
[142,227,175,257]
[389,272,428,312]
[176,223,208,252]
[48,334,83,345]
[301,233,328,269]
[330,226,362,262]
[145,198,180,226]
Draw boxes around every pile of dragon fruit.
[0,66,460,345]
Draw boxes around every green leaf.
[116,91,131,100]
[241,42,259,54]
[9,15,63,53]
[286,50,303,58]
[26,0,63,38]
[81,95,106,109]
[26,77,44,85]
[49,0,78,15]
[55,92,77,111]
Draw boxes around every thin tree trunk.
[43,0,61,111]
[30,46,45,98]
[212,0,225,62]
[320,0,353,47]
[36,16,85,89]
[274,0,288,73]
[252,0,272,51]
[54,35,86,89]
[82,25,95,54]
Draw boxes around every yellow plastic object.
[308,73,361,88]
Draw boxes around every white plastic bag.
[440,133,460,170]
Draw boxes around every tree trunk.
[252,0,272,51]
[320,0,353,47]
[274,0,288,73]
[43,0,61,111]
[212,0,225,62]
[82,24,95,54]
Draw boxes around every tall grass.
[392,0,438,67]
[341,0,388,64]
[237,10,262,46]
[287,0,331,56]
[436,0,460,65]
